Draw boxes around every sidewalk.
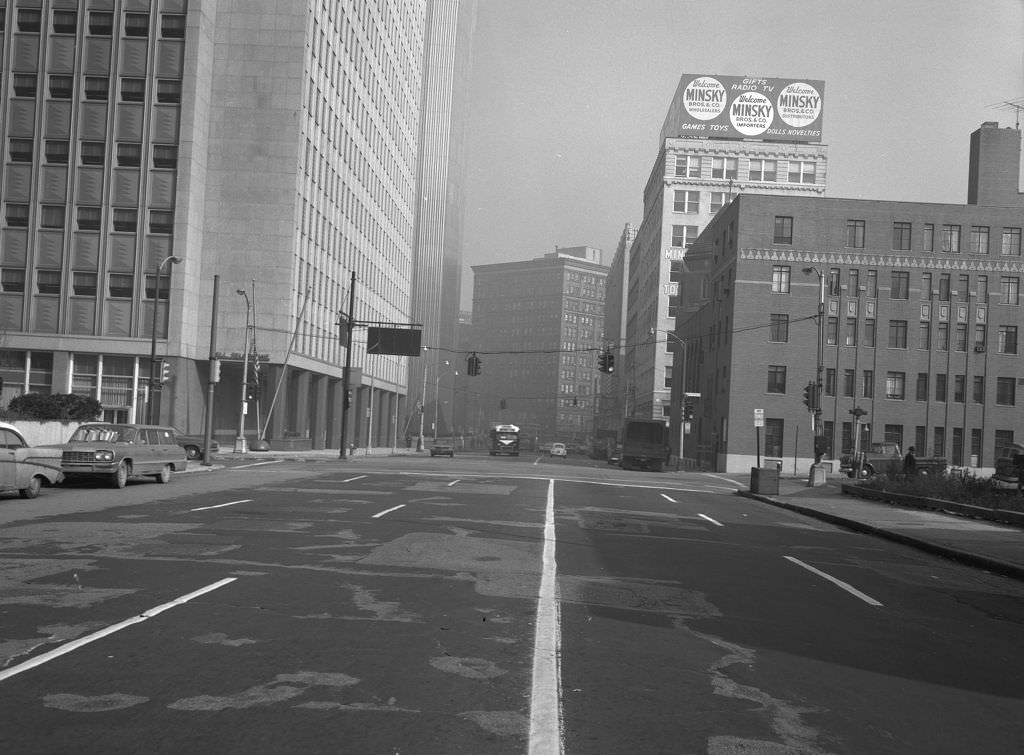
[743,477,1024,583]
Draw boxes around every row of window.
[9,75,182,103]
[0,268,173,299]
[766,365,1018,405]
[7,139,178,168]
[674,155,818,184]
[671,190,735,216]
[2,9,184,38]
[4,205,173,233]
[773,215,1022,255]
[770,265,1023,303]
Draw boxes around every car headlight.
[94,450,114,462]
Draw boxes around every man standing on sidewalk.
[903,446,917,478]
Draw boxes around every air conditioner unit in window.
[974,345,985,353]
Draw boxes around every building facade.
[471,246,607,447]
[0,1,469,450]
[593,222,634,447]
[677,123,1024,473]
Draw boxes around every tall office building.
[0,1,470,450]
[471,246,607,447]
[620,74,828,456]
[593,222,634,446]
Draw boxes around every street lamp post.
[234,288,252,453]
[417,347,429,451]
[147,254,181,424]
[803,267,827,480]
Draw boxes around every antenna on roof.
[988,97,1024,129]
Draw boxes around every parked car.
[60,423,187,488]
[549,442,567,458]
[430,441,454,457]
[993,442,1024,486]
[0,421,64,498]
[174,429,219,460]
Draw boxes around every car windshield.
[69,426,131,443]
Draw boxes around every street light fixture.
[234,287,252,453]
[147,254,181,424]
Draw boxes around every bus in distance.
[489,423,520,456]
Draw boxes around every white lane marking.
[232,460,284,469]
[784,556,883,607]
[0,578,237,682]
[529,479,563,755]
[447,479,460,487]
[190,499,251,512]
[343,475,367,483]
[698,513,724,527]
[660,493,677,503]
[372,504,406,519]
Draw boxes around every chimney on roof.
[967,122,1024,207]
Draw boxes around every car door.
[0,428,19,490]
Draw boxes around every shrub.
[6,393,102,421]
[859,468,1023,512]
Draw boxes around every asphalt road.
[2,454,1023,753]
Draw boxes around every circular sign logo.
[777,82,822,128]
[729,91,773,136]
[683,77,726,121]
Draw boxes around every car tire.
[155,464,172,484]
[19,475,42,499]
[184,445,201,460]
[111,461,130,489]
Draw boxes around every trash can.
[750,466,779,495]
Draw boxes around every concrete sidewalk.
[743,477,1024,582]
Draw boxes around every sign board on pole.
[753,408,764,427]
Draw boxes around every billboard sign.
[664,75,824,142]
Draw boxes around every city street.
[2,456,1023,753]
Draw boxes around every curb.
[739,490,1024,584]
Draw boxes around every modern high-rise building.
[0,1,472,450]
[617,73,828,457]
[471,246,607,447]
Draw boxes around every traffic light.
[598,349,615,374]
[245,383,257,402]
[344,389,353,409]
[802,381,819,411]
[683,402,694,421]
[159,361,171,384]
[466,353,481,376]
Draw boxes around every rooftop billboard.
[661,74,825,143]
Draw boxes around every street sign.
[754,408,764,427]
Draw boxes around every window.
[866,270,878,298]
[673,190,699,214]
[149,210,174,234]
[156,80,181,104]
[5,204,29,228]
[863,318,876,347]
[89,11,113,35]
[890,271,909,299]
[845,220,865,249]
[848,269,860,296]
[996,377,1015,406]
[958,273,970,301]
[977,275,989,303]
[1000,276,1020,305]
[842,369,855,398]
[40,206,65,229]
[921,272,932,300]
[998,325,1018,354]
[953,375,966,403]
[918,321,931,350]
[77,207,102,231]
[788,160,816,183]
[42,140,68,165]
[937,322,949,351]
[773,216,793,244]
[916,373,928,401]
[845,317,857,346]
[770,265,791,293]
[892,222,912,251]
[48,75,73,99]
[862,370,874,398]
[675,155,699,178]
[769,314,789,342]
[124,13,149,36]
[72,272,97,296]
[826,316,838,345]
[709,191,727,214]
[973,376,985,404]
[711,156,737,180]
[116,143,142,167]
[827,268,840,296]
[81,141,105,166]
[108,273,133,298]
[53,10,77,34]
[888,320,907,348]
[120,78,146,102]
[933,427,946,458]
[941,224,961,253]
[970,226,990,254]
[671,225,698,248]
[13,74,37,97]
[161,14,186,38]
[84,77,109,101]
[1002,228,1021,256]
[748,159,777,182]
[935,373,947,402]
[1,269,26,293]
[764,419,784,458]
[974,324,986,351]
[8,138,32,162]
[923,223,934,251]
[885,372,906,400]
[824,369,836,397]
[767,366,786,394]
[152,145,178,169]
[955,323,967,352]
[36,270,61,295]
[669,260,683,282]
[938,273,950,301]
[18,8,41,32]
[112,209,138,232]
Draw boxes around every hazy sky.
[459,0,1024,306]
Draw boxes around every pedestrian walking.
[903,446,917,477]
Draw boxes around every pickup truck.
[839,442,946,478]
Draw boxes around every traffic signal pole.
[339,271,356,459]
